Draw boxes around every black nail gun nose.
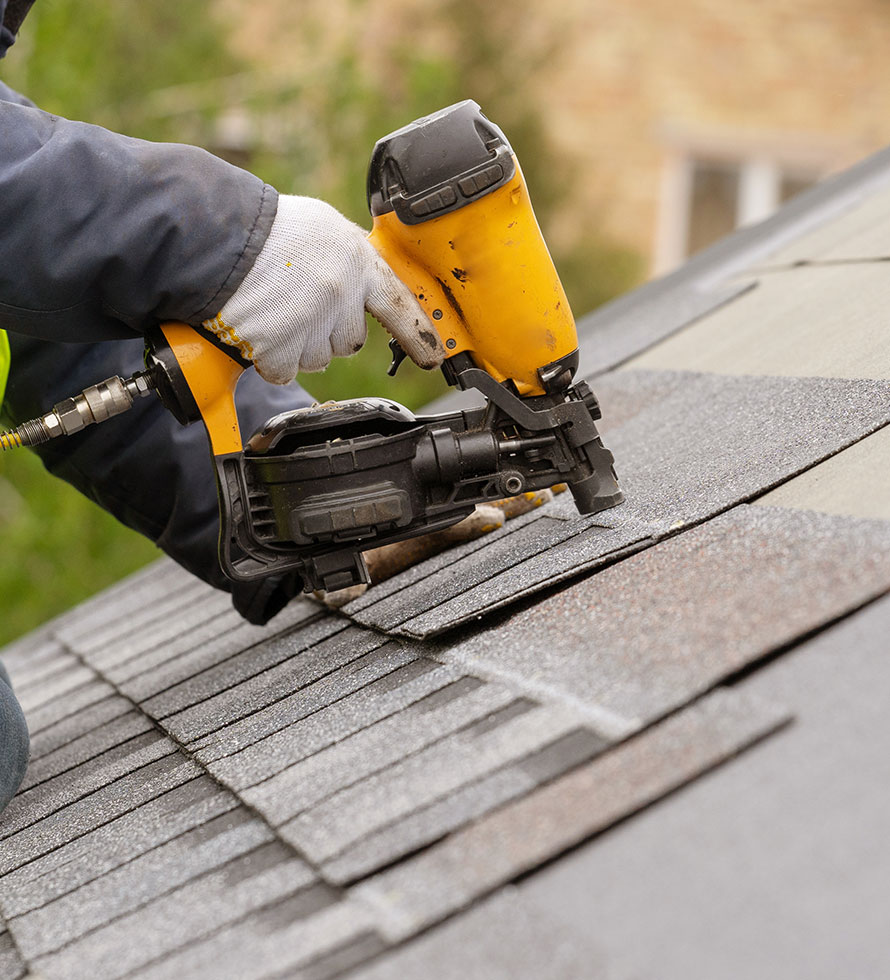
[2,100,623,593]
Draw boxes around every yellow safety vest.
[0,329,8,405]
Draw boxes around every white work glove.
[203,195,445,383]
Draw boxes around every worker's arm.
[0,96,278,343]
[0,93,443,377]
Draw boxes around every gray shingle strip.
[23,678,117,737]
[18,709,156,793]
[627,264,890,381]
[195,658,462,777]
[9,808,274,960]
[344,887,599,980]
[13,653,81,695]
[294,932,390,980]
[159,628,398,745]
[372,369,890,638]
[0,778,237,919]
[57,575,217,660]
[592,372,890,526]
[353,522,650,637]
[344,514,629,632]
[753,422,890,520]
[393,530,650,641]
[86,597,237,675]
[3,638,72,689]
[240,680,521,826]
[0,922,26,980]
[51,559,197,647]
[434,506,890,725]
[32,842,318,980]
[135,611,344,717]
[89,596,320,685]
[0,754,202,877]
[0,730,176,840]
[490,600,890,980]
[343,504,575,615]
[130,896,379,980]
[27,695,132,763]
[14,661,97,715]
[323,729,609,886]
[0,626,60,676]
[279,704,584,866]
[349,686,789,943]
[111,601,334,700]
[748,181,890,268]
[574,280,755,381]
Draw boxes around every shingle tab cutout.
[4,145,890,978]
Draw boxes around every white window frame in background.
[653,127,851,276]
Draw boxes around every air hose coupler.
[0,373,154,451]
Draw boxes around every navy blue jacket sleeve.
[0,69,313,625]
[0,95,278,342]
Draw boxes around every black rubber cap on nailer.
[367,100,516,225]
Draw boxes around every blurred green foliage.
[0,0,642,646]
[0,451,160,647]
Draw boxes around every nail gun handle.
[145,321,247,456]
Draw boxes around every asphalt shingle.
[435,505,890,723]
[239,679,520,824]
[490,595,890,980]
[344,887,600,980]
[0,731,177,840]
[18,709,156,793]
[280,703,586,866]
[0,778,238,918]
[22,678,117,738]
[0,754,203,876]
[163,633,411,746]
[754,423,890,520]
[131,895,381,980]
[57,577,218,665]
[628,264,890,379]
[7,639,74,690]
[9,807,275,960]
[31,842,318,980]
[13,661,97,715]
[26,695,133,763]
[350,686,788,942]
[750,178,890,267]
[0,920,25,980]
[135,610,342,715]
[323,728,609,886]
[102,599,324,692]
[197,657,461,778]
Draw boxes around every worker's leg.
[0,661,29,817]
[3,332,314,624]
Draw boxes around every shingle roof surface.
[2,145,890,979]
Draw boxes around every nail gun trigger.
[387,338,408,377]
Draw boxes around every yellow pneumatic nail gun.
[1,101,623,593]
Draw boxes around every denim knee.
[0,663,30,816]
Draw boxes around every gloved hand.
[202,195,445,383]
